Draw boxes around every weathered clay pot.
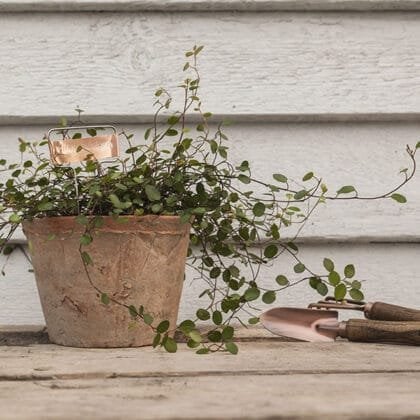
[22,216,190,348]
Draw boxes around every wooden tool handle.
[342,319,420,345]
[365,302,420,321]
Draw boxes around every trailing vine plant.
[0,46,418,354]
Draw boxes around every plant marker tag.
[47,126,119,165]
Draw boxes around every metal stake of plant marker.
[47,125,120,212]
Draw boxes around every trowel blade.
[260,307,339,342]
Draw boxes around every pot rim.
[22,214,191,236]
[23,214,182,221]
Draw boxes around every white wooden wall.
[0,0,419,324]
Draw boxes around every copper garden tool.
[308,297,420,322]
[260,307,420,345]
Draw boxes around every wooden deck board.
[0,327,419,419]
[1,373,420,419]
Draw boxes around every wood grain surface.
[1,11,420,118]
[2,0,420,12]
[0,339,419,419]
[368,302,420,321]
[344,319,420,345]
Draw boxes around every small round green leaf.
[222,326,234,341]
[196,308,210,320]
[163,337,177,353]
[210,267,221,278]
[253,202,265,217]
[344,264,355,279]
[207,330,222,342]
[152,333,161,348]
[212,310,223,325]
[264,244,278,259]
[294,190,307,200]
[143,313,154,325]
[100,293,110,305]
[238,174,250,184]
[334,283,347,301]
[302,171,314,181]
[262,291,276,304]
[273,173,287,183]
[244,287,260,301]
[391,193,407,203]
[323,258,334,272]
[189,330,202,343]
[80,234,93,246]
[179,320,195,334]
[293,263,305,273]
[328,271,341,286]
[128,305,138,317]
[187,339,200,348]
[81,251,93,265]
[309,277,321,289]
[337,185,356,195]
[316,282,328,296]
[145,185,161,201]
[225,342,238,355]
[275,275,289,286]
[157,320,170,333]
[8,213,21,224]
[349,288,364,301]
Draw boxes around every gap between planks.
[1,0,420,13]
[1,368,420,383]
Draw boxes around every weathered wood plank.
[2,373,419,419]
[1,11,420,118]
[2,0,420,12]
[1,122,419,242]
[0,341,419,419]
[1,341,419,378]
[1,243,419,325]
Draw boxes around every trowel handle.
[365,302,420,322]
[341,319,420,346]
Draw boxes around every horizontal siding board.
[4,113,420,126]
[2,0,420,12]
[1,12,420,118]
[1,243,419,324]
[1,122,419,242]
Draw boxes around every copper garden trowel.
[260,307,420,345]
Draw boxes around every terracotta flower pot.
[22,215,190,348]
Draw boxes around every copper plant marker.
[48,125,119,165]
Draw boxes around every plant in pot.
[0,46,418,353]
